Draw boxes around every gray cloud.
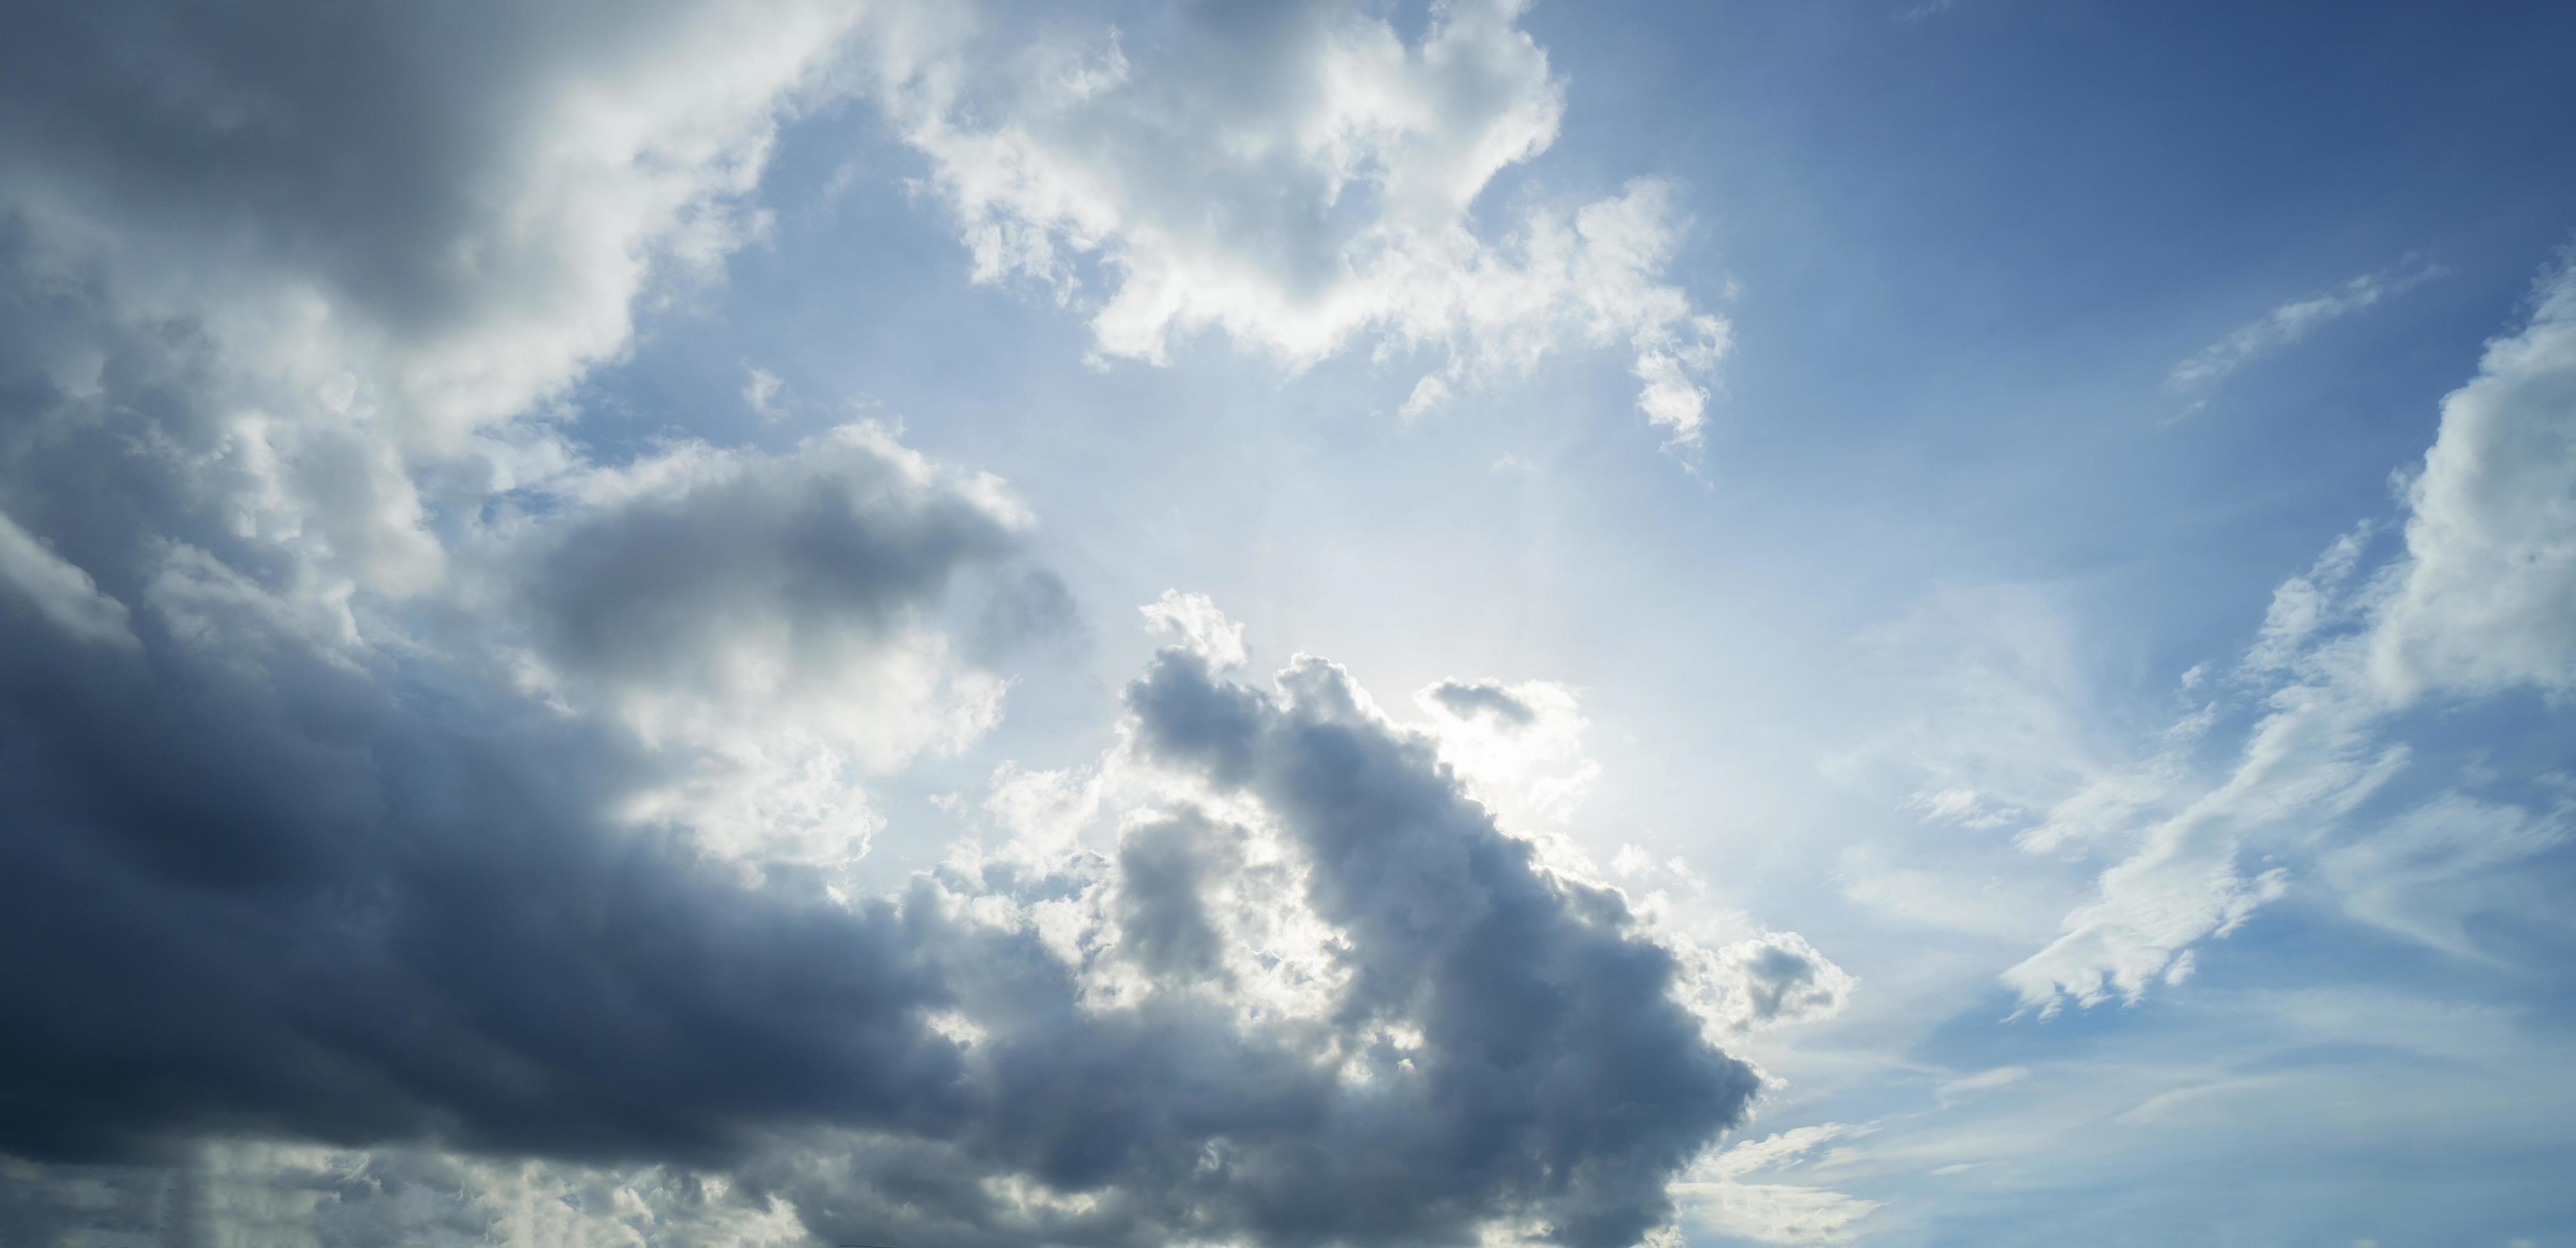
[0,600,1767,1246]
[1427,677,1541,727]
[0,3,1774,1244]
[1114,649,1764,1246]
[1719,932,1858,1030]
[0,594,969,1163]
[1113,809,1246,981]
[515,432,1023,693]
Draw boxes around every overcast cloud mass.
[1,1,2572,1245]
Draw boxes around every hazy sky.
[2,2,2572,1245]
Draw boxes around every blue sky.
[0,1,2571,1245]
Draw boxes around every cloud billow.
[0,601,1768,1246]
[1111,648,1764,1247]
[0,1,1784,1243]
[872,0,1734,447]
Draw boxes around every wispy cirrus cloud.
[2165,259,2445,417]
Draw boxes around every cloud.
[0,0,995,1198]
[2005,253,2576,1012]
[0,0,872,623]
[0,0,859,443]
[869,0,1732,445]
[0,532,1773,1248]
[1417,675,1602,823]
[2319,790,2572,961]
[1669,1124,1882,1245]
[2368,257,2576,701]
[0,507,137,649]
[1937,1066,2030,1100]
[743,364,789,422]
[1138,588,1249,670]
[2166,260,2444,413]
[2004,676,2387,1011]
[0,0,1083,886]
[478,422,1036,870]
[1,1140,814,1247]
[1426,676,1540,726]
[0,3,1780,1241]
[1086,638,1765,1246]
[0,588,972,1163]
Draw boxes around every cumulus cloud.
[0,0,1077,890]
[743,364,790,422]
[0,3,1805,1243]
[0,0,994,1197]
[1709,932,1861,1031]
[0,494,1774,1248]
[0,0,872,611]
[2319,790,2573,962]
[869,0,1733,445]
[2368,258,2576,701]
[477,423,1034,870]
[1139,588,1250,670]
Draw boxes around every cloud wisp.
[2000,256,2576,1010]
[2165,259,2445,417]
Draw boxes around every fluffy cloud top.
[2370,258,2576,701]
[873,0,1732,444]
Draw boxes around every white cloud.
[1139,588,1251,670]
[2007,255,2576,1012]
[743,364,789,422]
[870,0,1732,446]
[2167,260,2443,410]
[2321,790,2572,961]
[0,0,870,611]
[1938,1065,2031,1100]
[1670,1124,1883,1245]
[2005,671,2395,1011]
[2368,258,2576,701]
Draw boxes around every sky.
[0,1,2572,1245]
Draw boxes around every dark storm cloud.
[0,590,1760,1247]
[0,0,978,1175]
[0,269,1018,1170]
[0,588,972,1162]
[1427,677,1541,727]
